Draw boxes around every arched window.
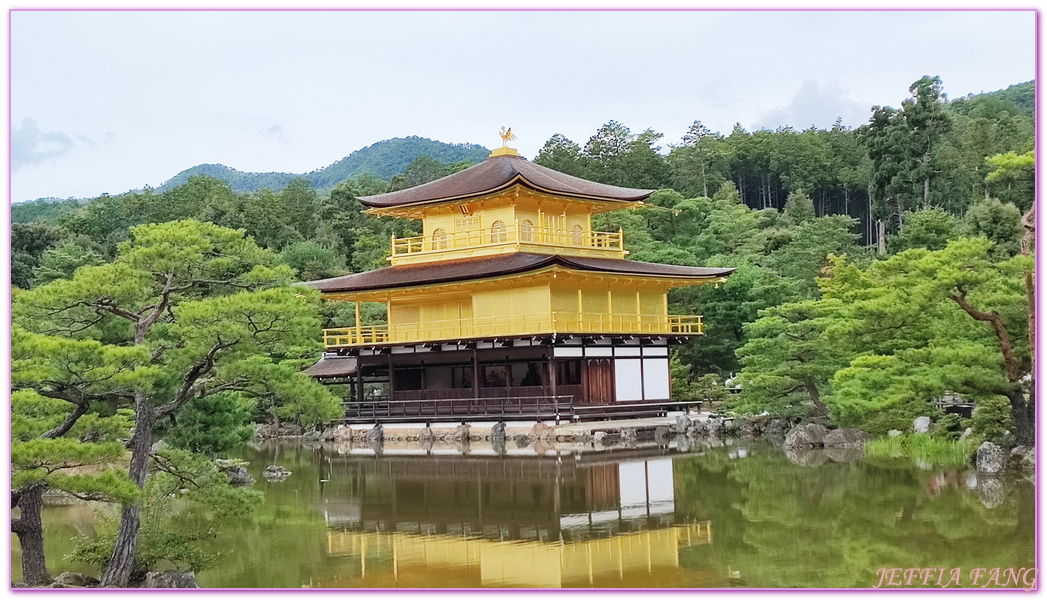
[491,220,507,243]
[431,228,448,250]
[520,220,534,242]
[571,224,584,246]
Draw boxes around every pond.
[12,439,1036,588]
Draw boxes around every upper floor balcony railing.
[323,312,702,348]
[389,222,625,264]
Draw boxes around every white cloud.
[11,118,75,172]
[261,124,288,144]
[753,80,870,131]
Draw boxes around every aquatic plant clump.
[865,434,973,466]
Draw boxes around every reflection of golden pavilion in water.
[312,450,714,587]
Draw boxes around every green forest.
[9,76,1035,585]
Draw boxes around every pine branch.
[151,338,240,420]
[948,285,1019,382]
[41,399,90,440]
[150,453,203,490]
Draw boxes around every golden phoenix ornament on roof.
[499,126,516,147]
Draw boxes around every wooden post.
[356,362,365,405]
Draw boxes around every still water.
[13,440,1036,588]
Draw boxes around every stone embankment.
[251,413,1033,475]
[301,413,799,452]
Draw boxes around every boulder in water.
[215,460,255,487]
[674,415,692,434]
[366,423,384,443]
[263,465,292,482]
[976,441,1007,474]
[1009,445,1034,472]
[491,422,507,441]
[139,571,199,588]
[783,423,828,448]
[529,423,554,442]
[452,423,471,442]
[822,428,870,448]
[654,426,670,442]
[419,425,436,445]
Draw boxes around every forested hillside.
[533,79,1033,246]
[155,136,490,193]
[11,76,1035,445]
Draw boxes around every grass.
[865,433,974,467]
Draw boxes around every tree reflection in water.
[13,441,1034,588]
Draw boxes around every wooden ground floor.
[307,336,680,420]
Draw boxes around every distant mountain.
[950,80,1035,118]
[984,80,1035,114]
[156,136,491,193]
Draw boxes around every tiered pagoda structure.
[304,136,733,421]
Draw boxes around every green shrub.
[859,397,942,437]
[159,392,255,456]
[693,373,730,403]
[932,413,967,440]
[969,395,1013,446]
[280,240,347,281]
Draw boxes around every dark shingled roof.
[359,154,652,208]
[304,253,735,294]
[303,357,358,378]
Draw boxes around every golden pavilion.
[304,135,733,421]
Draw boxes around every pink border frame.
[2,7,1038,590]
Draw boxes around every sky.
[8,9,1037,203]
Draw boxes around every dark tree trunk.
[805,378,829,417]
[923,168,931,210]
[12,485,51,586]
[99,393,154,587]
[867,194,874,247]
[699,156,708,198]
[1008,385,1035,447]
